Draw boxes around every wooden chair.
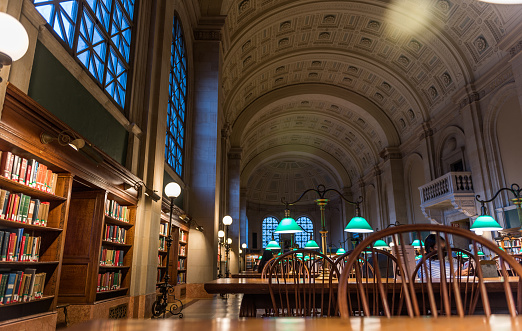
[412,247,480,316]
[261,257,276,280]
[337,248,403,316]
[268,249,336,316]
[337,224,522,318]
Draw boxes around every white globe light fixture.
[222,215,233,225]
[218,230,225,238]
[241,243,247,249]
[0,12,29,66]
[164,182,181,198]
[227,238,232,245]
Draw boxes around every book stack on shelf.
[177,229,188,285]
[157,216,169,284]
[0,152,60,194]
[0,269,46,305]
[99,247,125,267]
[97,270,122,292]
[0,155,71,322]
[0,229,41,262]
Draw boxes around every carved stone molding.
[379,147,402,161]
[194,30,221,41]
[458,91,483,109]
[228,147,242,159]
[509,40,522,58]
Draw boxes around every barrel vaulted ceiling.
[197,0,520,204]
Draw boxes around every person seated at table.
[417,234,459,279]
[258,249,274,273]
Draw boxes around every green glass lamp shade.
[258,256,262,260]
[304,239,320,249]
[275,217,304,233]
[336,248,346,255]
[266,240,281,250]
[415,255,423,260]
[470,215,503,233]
[411,239,424,248]
[344,216,373,233]
[373,239,390,249]
[477,251,485,256]
[455,251,469,258]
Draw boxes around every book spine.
[18,158,27,185]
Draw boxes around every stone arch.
[484,82,522,193]
[434,125,467,177]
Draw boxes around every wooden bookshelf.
[58,190,136,304]
[156,211,189,299]
[0,84,74,324]
[0,83,141,328]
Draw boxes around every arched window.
[295,216,313,248]
[165,14,187,178]
[33,0,135,109]
[262,217,280,249]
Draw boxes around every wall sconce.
[144,186,161,202]
[0,12,29,83]
[40,131,86,151]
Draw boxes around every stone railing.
[419,172,474,204]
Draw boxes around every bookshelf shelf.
[0,219,62,232]
[0,261,59,266]
[101,240,132,248]
[0,176,67,202]
[104,215,133,228]
[98,265,130,270]
[0,295,54,309]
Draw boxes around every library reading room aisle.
[176,295,242,319]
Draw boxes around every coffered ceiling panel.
[198,0,518,197]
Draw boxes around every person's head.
[262,249,274,260]
[424,234,446,254]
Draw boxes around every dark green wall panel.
[28,41,128,165]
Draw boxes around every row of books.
[102,224,127,244]
[0,151,59,195]
[177,273,185,284]
[96,270,122,292]
[158,255,163,267]
[0,190,50,226]
[502,239,521,247]
[179,230,187,242]
[0,269,46,305]
[159,223,168,236]
[159,237,166,251]
[0,229,41,262]
[157,269,164,283]
[178,246,186,256]
[99,247,125,267]
[105,200,130,223]
[177,259,185,269]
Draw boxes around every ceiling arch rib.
[223,0,504,85]
[241,109,382,170]
[242,129,366,180]
[223,52,427,137]
[230,84,400,148]
[245,158,342,205]
[240,145,352,191]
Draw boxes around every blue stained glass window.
[262,217,280,249]
[32,0,135,111]
[165,14,187,178]
[295,216,314,248]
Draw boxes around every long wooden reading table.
[66,315,522,331]
[204,277,521,317]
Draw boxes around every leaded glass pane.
[33,0,135,110]
[262,217,280,248]
[165,14,187,178]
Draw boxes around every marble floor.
[174,294,243,319]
